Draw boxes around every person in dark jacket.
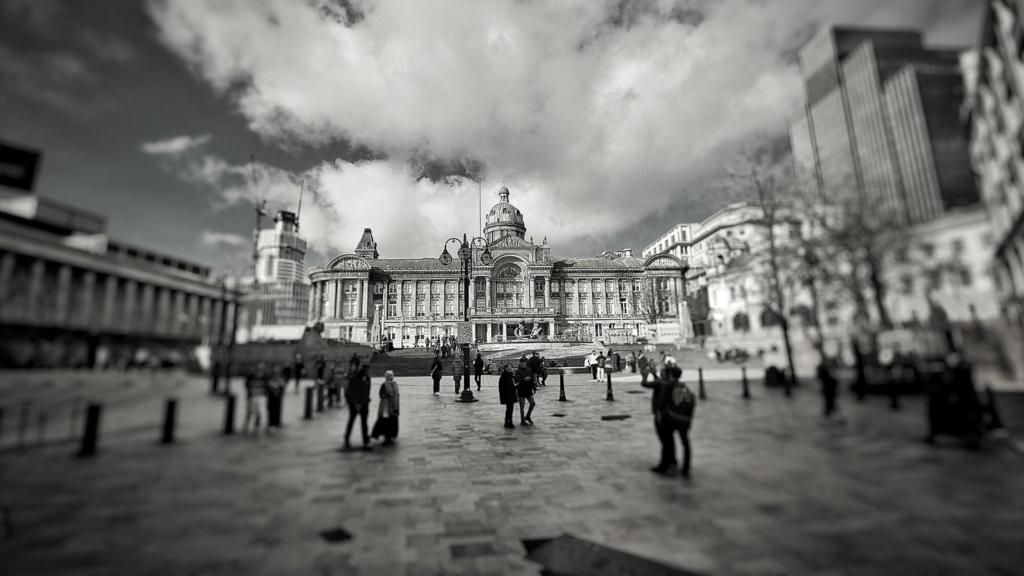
[638,352,650,383]
[641,368,676,473]
[817,357,840,421]
[473,353,485,391]
[429,351,443,396]
[596,352,607,381]
[265,365,286,431]
[528,352,543,386]
[344,365,372,450]
[498,363,518,428]
[515,358,536,426]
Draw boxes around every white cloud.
[200,230,249,248]
[147,0,983,256]
[141,134,212,156]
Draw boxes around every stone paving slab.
[1,372,1023,575]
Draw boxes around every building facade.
[242,210,309,334]
[0,191,233,368]
[308,186,690,346]
[964,0,1024,328]
[790,26,978,225]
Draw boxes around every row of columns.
[310,277,371,321]
[0,251,226,340]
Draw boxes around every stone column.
[356,278,364,318]
[160,288,173,335]
[55,265,73,325]
[101,275,117,330]
[574,280,580,317]
[485,277,492,310]
[501,322,507,340]
[548,321,554,337]
[80,271,96,328]
[125,281,140,334]
[544,276,550,309]
[173,290,186,335]
[200,297,212,340]
[27,259,45,322]
[0,252,14,319]
[486,323,492,342]
[441,278,447,316]
[397,279,404,318]
[307,284,316,322]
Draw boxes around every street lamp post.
[440,233,493,403]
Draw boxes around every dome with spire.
[483,184,526,242]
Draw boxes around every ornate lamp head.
[439,248,453,266]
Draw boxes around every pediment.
[490,234,534,249]
[327,254,372,271]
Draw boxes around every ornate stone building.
[308,186,689,346]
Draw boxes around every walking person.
[344,365,372,450]
[659,365,695,478]
[429,350,443,396]
[608,349,621,373]
[596,351,607,382]
[817,357,842,423]
[371,370,400,445]
[515,357,536,426]
[452,354,464,395]
[528,351,543,386]
[585,350,597,381]
[499,363,518,428]
[627,351,636,374]
[638,351,650,383]
[292,351,304,394]
[539,356,548,386]
[265,365,286,432]
[243,363,268,434]
[474,353,485,392]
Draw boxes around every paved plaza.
[1,370,1023,575]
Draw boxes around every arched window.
[733,313,750,332]
[760,309,781,328]
[790,305,812,327]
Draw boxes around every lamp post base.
[457,389,479,403]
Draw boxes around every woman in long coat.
[371,370,400,445]
[498,363,518,429]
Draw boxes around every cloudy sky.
[0,0,984,274]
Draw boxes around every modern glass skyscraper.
[789,26,978,225]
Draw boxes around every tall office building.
[790,26,978,225]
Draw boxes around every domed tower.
[483,184,527,243]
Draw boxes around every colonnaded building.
[308,186,689,346]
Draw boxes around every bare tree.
[724,143,802,386]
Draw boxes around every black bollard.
[161,398,177,444]
[222,394,236,435]
[78,403,102,457]
[210,370,220,395]
[316,384,325,413]
[698,368,706,400]
[889,383,901,411]
[985,386,1004,429]
[783,370,792,398]
[0,406,4,441]
[606,370,615,401]
[304,386,315,420]
[17,402,29,449]
[558,371,567,402]
[742,367,750,399]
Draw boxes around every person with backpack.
[659,365,695,478]
[596,351,606,381]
